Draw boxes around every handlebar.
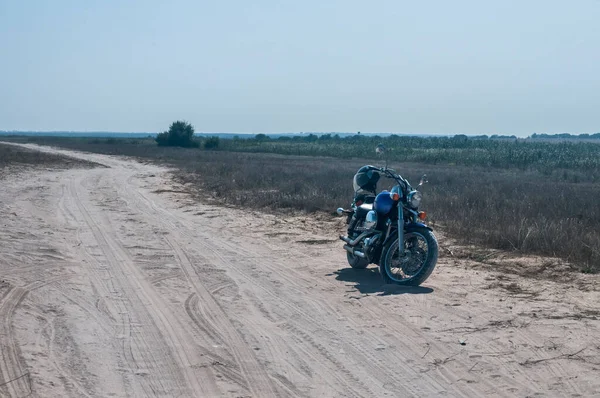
[376,167,411,192]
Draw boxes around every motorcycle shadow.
[332,267,434,296]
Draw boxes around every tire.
[346,251,369,269]
[379,227,438,286]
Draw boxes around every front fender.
[381,223,433,247]
[406,222,433,232]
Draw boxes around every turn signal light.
[390,192,400,201]
[418,211,427,220]
[356,200,364,206]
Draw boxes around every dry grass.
[0,143,99,179]
[425,167,600,273]
[2,137,599,272]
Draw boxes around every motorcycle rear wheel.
[346,252,369,269]
[346,218,370,269]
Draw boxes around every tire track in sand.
[62,175,216,397]
[129,180,376,397]
[165,237,278,398]
[115,173,280,397]
[0,278,65,398]
[88,171,279,397]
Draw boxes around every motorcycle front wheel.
[379,227,438,286]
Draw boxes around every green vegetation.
[531,132,600,140]
[156,121,199,148]
[203,136,220,149]
[217,134,600,179]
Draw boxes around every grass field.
[2,135,599,273]
[219,134,600,182]
[0,142,99,179]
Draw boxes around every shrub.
[204,136,220,149]
[156,121,199,148]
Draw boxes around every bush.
[204,136,220,149]
[156,121,199,147]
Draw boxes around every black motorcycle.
[337,150,438,286]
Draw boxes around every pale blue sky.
[1,0,598,135]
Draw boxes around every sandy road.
[1,144,599,397]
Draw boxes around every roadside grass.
[0,142,99,178]
[1,136,599,273]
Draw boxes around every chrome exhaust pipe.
[344,245,366,258]
[339,231,370,246]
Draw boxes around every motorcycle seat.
[359,203,373,211]
[356,203,373,217]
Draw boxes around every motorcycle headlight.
[407,190,422,209]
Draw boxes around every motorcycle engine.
[362,234,380,260]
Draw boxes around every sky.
[1,1,599,136]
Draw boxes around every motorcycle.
[336,146,438,286]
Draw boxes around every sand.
[0,143,598,397]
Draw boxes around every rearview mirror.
[376,144,388,168]
[418,174,428,187]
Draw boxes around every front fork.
[397,202,404,259]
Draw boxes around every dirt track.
[1,144,599,397]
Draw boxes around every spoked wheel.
[379,228,438,286]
